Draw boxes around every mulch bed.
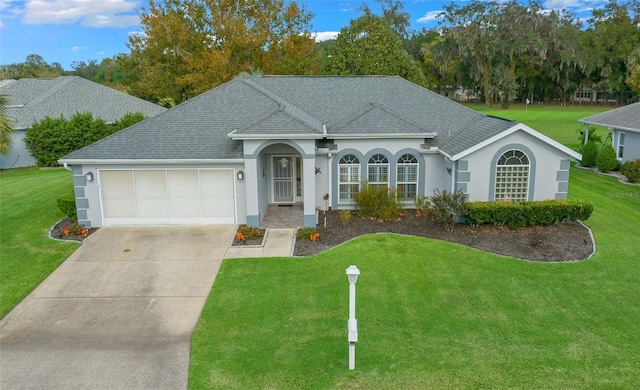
[294,210,594,262]
[50,218,99,242]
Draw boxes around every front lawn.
[190,165,640,389]
[0,168,78,318]
[190,105,640,388]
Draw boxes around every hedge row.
[465,199,593,229]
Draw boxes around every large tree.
[0,54,64,79]
[324,14,426,86]
[124,0,317,103]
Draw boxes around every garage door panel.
[101,171,134,197]
[168,170,199,197]
[169,197,200,218]
[137,197,169,218]
[100,169,235,225]
[103,198,135,219]
[200,170,234,196]
[134,171,167,197]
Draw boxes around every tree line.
[2,0,639,108]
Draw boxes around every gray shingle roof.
[1,76,166,130]
[61,76,525,161]
[579,102,640,133]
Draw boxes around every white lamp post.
[346,265,360,370]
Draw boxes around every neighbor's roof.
[0,76,166,130]
[579,102,640,133]
[61,76,556,162]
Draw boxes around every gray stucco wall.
[462,130,575,201]
[0,130,37,169]
[615,130,640,163]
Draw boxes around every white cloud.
[417,10,441,23]
[313,31,339,42]
[70,45,86,52]
[23,0,140,28]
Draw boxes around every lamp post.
[346,265,360,370]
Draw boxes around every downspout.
[63,162,72,172]
[322,124,327,137]
[584,123,590,145]
[450,160,456,193]
[328,151,333,211]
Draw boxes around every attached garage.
[99,169,236,225]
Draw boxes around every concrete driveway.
[0,225,235,390]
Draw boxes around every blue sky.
[1,0,606,70]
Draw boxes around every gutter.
[58,158,246,165]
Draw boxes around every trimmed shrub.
[430,189,468,231]
[621,159,640,183]
[339,210,351,224]
[354,182,402,221]
[466,199,593,229]
[596,144,619,173]
[57,196,77,219]
[580,141,599,167]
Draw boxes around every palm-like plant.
[0,94,15,156]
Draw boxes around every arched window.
[367,154,389,190]
[495,150,530,202]
[339,154,360,203]
[397,154,418,201]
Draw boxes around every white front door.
[272,155,295,203]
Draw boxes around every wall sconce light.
[85,172,94,181]
[237,170,244,180]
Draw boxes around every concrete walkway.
[0,226,295,390]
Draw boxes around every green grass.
[0,168,79,318]
[469,103,611,152]
[189,106,640,388]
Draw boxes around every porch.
[260,204,305,228]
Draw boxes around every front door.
[272,156,295,203]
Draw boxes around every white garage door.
[100,169,236,225]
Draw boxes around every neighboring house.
[60,76,580,228]
[0,76,167,169]
[579,102,640,163]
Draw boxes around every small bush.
[339,210,351,224]
[236,225,264,239]
[354,182,402,221]
[57,196,77,219]
[621,159,640,183]
[296,227,320,240]
[580,141,599,167]
[596,144,619,173]
[430,189,468,231]
[414,195,431,215]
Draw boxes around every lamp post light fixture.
[237,170,244,180]
[346,265,360,370]
[85,172,94,182]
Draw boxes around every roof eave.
[58,158,245,165]
[577,119,640,133]
[330,132,437,139]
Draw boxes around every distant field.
[467,103,612,151]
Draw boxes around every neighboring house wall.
[614,130,640,162]
[0,130,36,169]
[462,131,572,201]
